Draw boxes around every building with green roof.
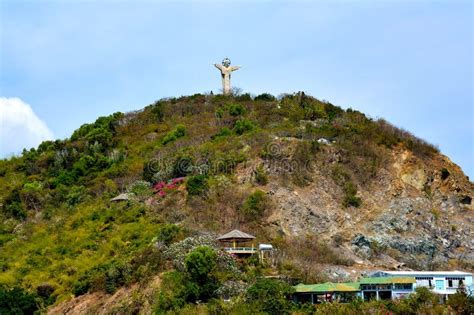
[293,276,416,304]
[293,282,360,304]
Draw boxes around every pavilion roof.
[110,193,133,202]
[217,229,255,241]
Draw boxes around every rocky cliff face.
[259,142,473,272]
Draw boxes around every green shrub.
[4,202,27,220]
[374,119,438,157]
[174,124,186,137]
[51,171,77,188]
[105,262,132,294]
[292,141,317,186]
[254,165,268,185]
[130,246,164,282]
[228,103,246,116]
[405,136,439,157]
[86,127,113,147]
[154,271,191,312]
[163,124,186,145]
[71,112,123,143]
[3,189,27,220]
[246,278,294,314]
[393,287,440,314]
[241,190,267,220]
[73,261,133,296]
[235,93,252,101]
[151,101,165,122]
[157,224,181,246]
[66,185,86,206]
[72,153,111,177]
[332,166,362,208]
[324,102,344,121]
[36,284,56,306]
[343,194,362,208]
[233,119,256,135]
[299,93,328,120]
[0,286,39,315]
[214,107,225,119]
[254,93,276,102]
[186,175,208,196]
[72,278,91,296]
[447,287,472,314]
[210,151,243,174]
[343,182,361,207]
[211,127,232,140]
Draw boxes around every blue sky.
[1,1,473,178]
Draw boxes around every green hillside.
[0,92,472,314]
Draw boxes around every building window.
[395,284,412,290]
[415,277,433,288]
[377,285,391,290]
[446,277,465,288]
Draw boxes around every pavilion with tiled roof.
[217,229,256,256]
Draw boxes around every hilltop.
[0,92,472,313]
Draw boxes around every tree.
[3,188,27,220]
[185,246,217,284]
[184,246,219,301]
[246,278,294,314]
[395,287,439,314]
[186,175,208,196]
[241,190,267,220]
[21,182,43,211]
[0,286,39,315]
[254,93,276,101]
[447,286,470,314]
[151,101,165,122]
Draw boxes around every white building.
[369,270,474,298]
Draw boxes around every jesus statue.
[214,58,241,95]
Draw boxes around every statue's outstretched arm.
[214,63,223,71]
[230,66,241,71]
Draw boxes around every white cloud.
[0,97,54,157]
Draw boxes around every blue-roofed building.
[368,270,474,298]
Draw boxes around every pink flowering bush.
[153,177,185,197]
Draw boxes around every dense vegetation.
[0,92,444,313]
